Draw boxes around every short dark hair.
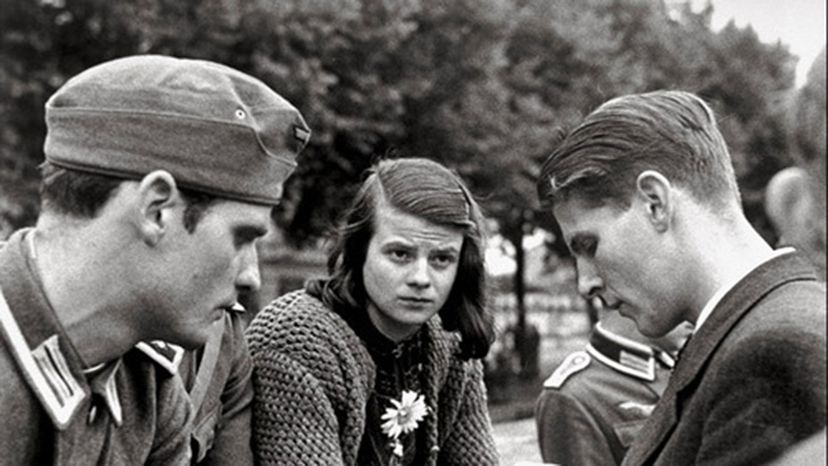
[307,157,494,360]
[538,90,740,211]
[39,162,216,233]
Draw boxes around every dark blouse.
[335,304,428,466]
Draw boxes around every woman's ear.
[636,170,673,232]
[136,170,179,246]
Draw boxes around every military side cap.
[44,55,311,205]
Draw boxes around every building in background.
[242,228,326,318]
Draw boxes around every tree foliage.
[1,0,798,245]
[791,47,826,185]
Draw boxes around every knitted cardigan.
[245,290,499,465]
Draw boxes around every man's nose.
[236,247,261,292]
[577,261,603,299]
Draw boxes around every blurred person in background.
[246,157,499,465]
[535,298,691,465]
[0,55,309,465]
[765,47,826,280]
[764,166,825,277]
[537,90,826,465]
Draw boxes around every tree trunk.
[504,212,538,378]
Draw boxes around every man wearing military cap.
[535,304,691,465]
[0,55,310,464]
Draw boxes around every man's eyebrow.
[234,224,268,240]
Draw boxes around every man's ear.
[136,170,179,246]
[635,170,672,232]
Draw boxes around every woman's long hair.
[307,157,494,360]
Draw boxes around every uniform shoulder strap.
[543,350,591,389]
[188,316,225,413]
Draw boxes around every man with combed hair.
[0,55,309,464]
[537,90,826,465]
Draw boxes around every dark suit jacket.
[622,252,826,466]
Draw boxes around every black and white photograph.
[0,0,825,464]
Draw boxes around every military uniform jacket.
[622,252,827,466]
[0,229,193,465]
[535,323,675,466]
[178,309,254,465]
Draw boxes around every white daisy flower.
[380,390,429,441]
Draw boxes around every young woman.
[246,158,498,465]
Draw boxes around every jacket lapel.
[624,379,679,465]
[624,253,819,465]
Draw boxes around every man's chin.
[166,326,214,351]
[614,302,630,317]
[635,319,674,339]
[175,338,206,351]
[158,312,224,350]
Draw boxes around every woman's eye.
[430,254,456,268]
[390,249,410,261]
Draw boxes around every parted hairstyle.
[39,162,216,233]
[537,90,740,211]
[306,157,495,360]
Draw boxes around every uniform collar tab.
[30,334,88,428]
[588,323,656,381]
[135,340,184,375]
[0,234,90,429]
